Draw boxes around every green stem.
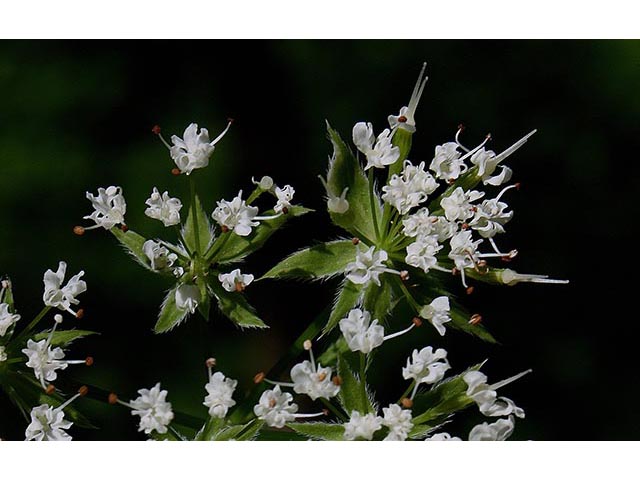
[15,306,52,343]
[359,352,369,412]
[397,380,416,404]
[320,398,348,422]
[205,230,232,263]
[368,168,381,242]
[189,177,201,255]
[246,186,264,205]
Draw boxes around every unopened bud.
[45,384,56,395]
[78,385,89,396]
[85,356,94,366]
[469,314,482,326]
[73,226,85,236]
[303,340,312,351]
[205,357,217,368]
[332,375,342,386]
[253,372,265,384]
[412,317,423,328]
[151,125,162,135]
[351,237,360,245]
[401,398,414,409]
[108,393,118,405]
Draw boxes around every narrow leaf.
[182,194,213,255]
[210,280,267,329]
[262,240,356,280]
[110,227,154,271]
[324,280,363,335]
[287,422,345,441]
[362,280,394,324]
[33,329,98,347]
[154,286,189,333]
[337,355,372,415]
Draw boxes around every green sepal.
[387,128,413,178]
[324,280,363,335]
[261,239,357,281]
[182,194,213,255]
[287,422,346,441]
[210,280,267,329]
[154,285,190,334]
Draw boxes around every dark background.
[0,40,638,440]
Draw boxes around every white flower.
[211,190,259,237]
[382,161,438,214]
[170,122,231,175]
[218,269,254,293]
[274,185,295,214]
[175,284,200,314]
[22,339,67,385]
[319,173,350,214]
[352,122,400,170]
[419,296,452,336]
[405,235,442,273]
[339,308,385,354]
[469,130,536,186]
[42,261,87,316]
[469,185,515,240]
[130,383,174,434]
[382,404,413,441]
[402,208,434,238]
[402,346,450,385]
[0,302,20,336]
[448,230,483,271]
[204,371,237,418]
[344,411,383,440]
[84,186,127,229]
[430,142,468,181]
[0,345,7,362]
[463,370,528,419]
[253,385,298,428]
[290,360,340,401]
[144,187,183,227]
[345,246,389,287]
[425,432,462,441]
[388,62,428,133]
[440,187,485,222]
[468,416,515,441]
[143,240,178,271]
[25,404,73,441]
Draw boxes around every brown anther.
[73,226,85,236]
[501,255,513,263]
[401,398,414,409]
[452,268,459,276]
[227,118,235,124]
[477,260,488,268]
[45,384,56,395]
[485,133,492,141]
[268,398,277,408]
[412,317,423,328]
[282,207,289,215]
[119,224,129,233]
[461,223,469,230]
[466,286,475,295]
[253,372,265,384]
[470,206,478,212]
[235,282,246,293]
[515,182,521,191]
[78,385,89,397]
[317,372,327,382]
[303,339,312,351]
[76,308,84,319]
[221,225,230,233]
[151,125,162,135]
[469,314,483,326]
[171,167,182,176]
[351,237,360,245]
[398,115,408,123]
[85,356,94,366]
[108,393,118,405]
[205,357,217,368]
[457,124,465,132]
[400,270,410,282]
[332,375,343,386]
[447,178,455,185]
[322,409,329,416]
[431,217,439,224]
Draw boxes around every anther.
[78,385,89,397]
[268,398,276,408]
[227,118,235,124]
[351,237,360,245]
[332,376,342,386]
[447,178,455,185]
[221,225,230,234]
[45,384,56,395]
[485,133,492,141]
[235,282,246,293]
[171,168,182,176]
[401,398,413,409]
[398,115,408,123]
[412,317,423,328]
[73,226,85,236]
[317,372,327,382]
[461,223,469,230]
[151,125,162,135]
[303,340,312,351]
[282,207,289,215]
[322,409,329,416]
[76,309,84,319]
[400,270,410,282]
[469,314,482,325]
[466,286,475,295]
[108,393,118,405]
[452,268,459,276]
[457,124,465,132]
[205,358,217,369]
[119,224,129,233]
[85,356,94,366]
[515,182,521,191]
[253,372,265,384]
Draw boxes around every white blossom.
[463,370,528,419]
[469,185,515,241]
[344,411,383,440]
[339,308,384,354]
[405,235,442,273]
[402,208,434,238]
[175,284,200,314]
[440,187,485,222]
[203,372,237,418]
[290,360,340,401]
[425,432,462,441]
[0,345,7,362]
[468,416,515,441]
[274,185,295,214]
[130,383,174,434]
[382,160,438,214]
[42,261,87,316]
[382,404,413,441]
[448,230,483,272]
[25,404,73,441]
[402,346,450,385]
[143,240,178,272]
[419,296,452,336]
[22,339,67,385]
[352,122,400,170]
[170,122,231,175]
[253,385,298,428]
[218,269,254,293]
[144,187,183,227]
[469,130,536,186]
[430,142,468,181]
[345,246,389,287]
[84,186,127,229]
[388,62,428,133]
[211,191,259,237]
[0,302,20,336]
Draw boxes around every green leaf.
[408,423,438,440]
[213,206,312,264]
[287,422,346,441]
[196,276,211,320]
[110,227,154,271]
[33,329,98,347]
[234,419,265,441]
[316,337,350,366]
[324,280,363,335]
[154,286,189,333]
[182,194,213,255]
[326,124,380,242]
[209,419,264,441]
[387,127,413,178]
[337,355,373,415]
[210,280,267,329]
[262,240,356,280]
[448,303,498,344]
[195,417,225,440]
[362,280,394,324]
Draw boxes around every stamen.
[410,382,420,400]
[119,224,129,233]
[234,282,246,293]
[263,378,296,388]
[76,309,85,319]
[332,376,342,386]
[254,214,283,221]
[73,226,85,236]
[206,357,217,381]
[383,322,416,342]
[155,129,173,150]
[45,384,56,395]
[400,270,410,282]
[455,124,470,152]
[57,390,83,411]
[293,411,326,419]
[303,340,316,371]
[108,393,119,405]
[495,184,518,203]
[457,133,492,164]
[211,119,234,146]
[397,115,407,123]
[490,369,533,390]
[351,237,360,245]
[466,286,475,295]
[407,62,428,114]
[317,372,327,382]
[412,317,423,327]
